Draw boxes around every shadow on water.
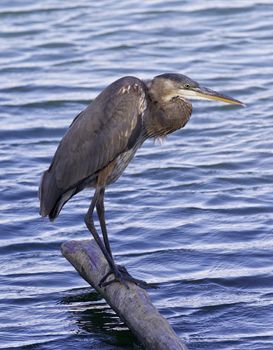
[60,288,143,349]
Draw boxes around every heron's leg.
[85,188,157,290]
[84,188,116,271]
[96,187,113,259]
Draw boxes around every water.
[1,0,273,349]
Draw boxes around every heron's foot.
[99,264,158,290]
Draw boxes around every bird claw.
[98,264,159,290]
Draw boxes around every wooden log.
[61,239,189,350]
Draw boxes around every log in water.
[61,239,189,350]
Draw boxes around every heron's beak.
[180,86,244,106]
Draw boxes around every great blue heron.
[39,73,243,289]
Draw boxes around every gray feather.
[39,76,147,219]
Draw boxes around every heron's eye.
[185,84,190,89]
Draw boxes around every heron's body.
[39,73,243,288]
[40,76,192,220]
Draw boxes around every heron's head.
[149,73,244,106]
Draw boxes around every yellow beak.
[193,86,244,106]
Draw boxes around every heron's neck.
[143,96,192,139]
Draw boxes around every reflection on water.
[61,289,137,349]
[1,0,273,349]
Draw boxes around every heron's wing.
[50,76,147,192]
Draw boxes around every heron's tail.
[39,170,61,221]
[39,170,77,221]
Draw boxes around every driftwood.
[61,239,189,350]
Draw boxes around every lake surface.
[1,0,273,349]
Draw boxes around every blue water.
[1,1,273,349]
